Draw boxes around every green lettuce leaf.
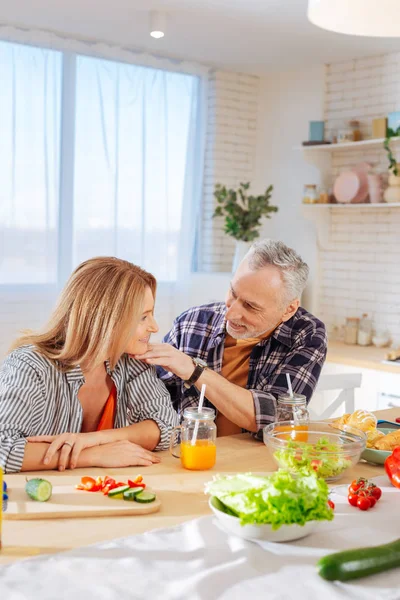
[205,469,334,530]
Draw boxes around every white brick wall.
[199,70,260,272]
[320,54,400,343]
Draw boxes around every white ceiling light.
[150,11,166,39]
[308,0,400,37]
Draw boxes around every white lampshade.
[308,0,400,37]
[150,11,166,39]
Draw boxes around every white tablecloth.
[0,476,399,600]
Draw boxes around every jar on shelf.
[358,313,372,346]
[303,184,318,204]
[319,186,329,204]
[349,120,362,142]
[276,393,309,423]
[344,317,359,345]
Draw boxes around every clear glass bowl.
[263,420,366,482]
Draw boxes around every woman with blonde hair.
[0,257,178,473]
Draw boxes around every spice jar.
[303,184,318,204]
[344,317,359,345]
[319,186,329,204]
[276,393,309,423]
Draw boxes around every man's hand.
[135,343,194,380]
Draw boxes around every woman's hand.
[27,431,112,470]
[86,440,160,468]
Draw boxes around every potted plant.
[383,127,400,203]
[213,182,277,270]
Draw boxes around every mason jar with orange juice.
[169,407,217,470]
[274,393,310,442]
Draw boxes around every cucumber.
[134,491,156,504]
[123,488,145,501]
[317,538,400,581]
[25,478,52,502]
[108,485,129,498]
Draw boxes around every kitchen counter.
[327,340,400,374]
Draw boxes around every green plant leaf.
[212,182,277,241]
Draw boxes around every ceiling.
[2,0,400,73]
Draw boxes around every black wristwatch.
[183,357,208,389]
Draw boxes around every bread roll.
[374,429,400,451]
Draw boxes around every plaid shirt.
[157,302,327,437]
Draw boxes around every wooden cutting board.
[4,484,161,520]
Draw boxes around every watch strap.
[183,362,206,389]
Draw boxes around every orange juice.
[275,424,309,442]
[181,440,216,470]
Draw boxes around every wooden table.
[1,408,398,565]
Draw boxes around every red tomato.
[311,459,322,471]
[328,500,335,509]
[357,496,371,511]
[367,496,377,507]
[348,478,367,495]
[369,486,382,500]
[348,493,359,507]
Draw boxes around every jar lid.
[305,184,317,189]
[277,393,307,405]
[183,407,215,420]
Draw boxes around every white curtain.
[0,41,62,284]
[73,55,202,282]
[0,28,208,344]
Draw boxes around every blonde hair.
[11,257,156,371]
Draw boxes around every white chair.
[308,373,362,420]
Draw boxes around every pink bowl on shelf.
[333,163,370,204]
[333,171,360,203]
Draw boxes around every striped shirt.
[157,302,327,437]
[0,345,179,473]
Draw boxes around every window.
[0,42,62,284]
[0,40,202,286]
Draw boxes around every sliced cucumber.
[123,488,145,501]
[25,478,52,502]
[134,491,156,504]
[108,485,129,498]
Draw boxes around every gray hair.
[246,239,309,304]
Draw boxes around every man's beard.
[226,321,275,340]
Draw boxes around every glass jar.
[303,184,318,204]
[319,186,329,204]
[358,313,372,346]
[349,120,362,142]
[169,407,217,470]
[276,393,309,423]
[344,317,359,345]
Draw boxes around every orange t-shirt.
[216,334,263,436]
[217,327,276,437]
[96,382,117,431]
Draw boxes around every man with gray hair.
[136,239,327,437]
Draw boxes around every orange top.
[217,327,277,437]
[217,334,262,436]
[96,383,117,431]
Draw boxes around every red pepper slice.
[385,446,400,489]
[128,480,146,489]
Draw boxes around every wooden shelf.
[302,203,400,209]
[294,137,400,153]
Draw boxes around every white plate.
[209,497,320,542]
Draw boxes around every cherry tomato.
[367,496,377,507]
[348,478,367,495]
[357,496,371,511]
[328,499,335,509]
[369,486,382,500]
[348,493,359,507]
